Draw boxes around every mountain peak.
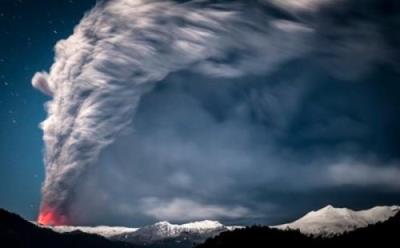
[45,218,237,246]
[274,205,400,236]
[315,205,350,213]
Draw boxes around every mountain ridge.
[274,205,400,236]
[46,219,239,240]
[42,219,241,247]
[0,208,136,248]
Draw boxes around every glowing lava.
[37,207,68,226]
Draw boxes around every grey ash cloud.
[32,0,400,226]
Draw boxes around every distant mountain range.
[49,220,239,247]
[47,205,400,241]
[1,205,399,248]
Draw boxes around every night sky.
[0,0,97,221]
[1,0,400,226]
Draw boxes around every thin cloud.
[140,198,250,222]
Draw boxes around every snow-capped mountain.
[47,220,241,247]
[50,225,138,238]
[274,205,400,236]
[113,220,233,245]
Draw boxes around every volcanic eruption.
[37,207,68,226]
[32,0,399,225]
[32,0,314,225]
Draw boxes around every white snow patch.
[273,205,400,236]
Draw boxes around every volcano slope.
[0,208,136,248]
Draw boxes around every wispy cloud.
[140,198,249,221]
[327,162,400,190]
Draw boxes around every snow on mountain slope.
[112,220,237,243]
[274,205,400,236]
[45,219,240,243]
[49,225,139,238]
[180,220,223,230]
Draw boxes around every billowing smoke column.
[32,0,394,225]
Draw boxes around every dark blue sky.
[0,0,97,221]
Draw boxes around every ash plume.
[32,0,400,225]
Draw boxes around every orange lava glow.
[37,208,68,226]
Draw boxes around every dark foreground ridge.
[196,212,400,248]
[0,208,136,248]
